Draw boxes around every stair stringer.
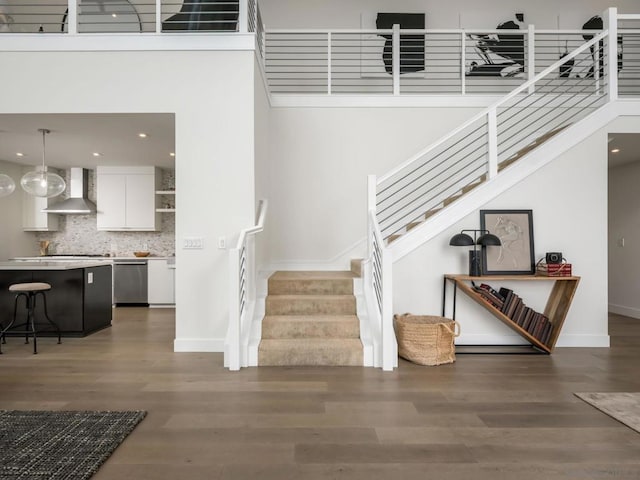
[387,100,629,262]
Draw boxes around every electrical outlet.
[87,272,93,284]
[183,237,204,249]
[218,237,226,249]
[618,237,625,247]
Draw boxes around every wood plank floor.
[1,308,640,479]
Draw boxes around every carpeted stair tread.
[262,315,360,339]
[266,294,356,315]
[268,270,355,295]
[258,338,364,366]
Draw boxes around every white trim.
[457,334,610,347]
[270,94,504,109]
[0,33,256,52]
[609,304,640,319]
[174,337,225,352]
[266,237,366,272]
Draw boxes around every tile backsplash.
[33,168,175,257]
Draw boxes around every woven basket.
[393,314,460,366]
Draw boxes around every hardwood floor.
[1,308,640,479]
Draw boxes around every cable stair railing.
[375,30,610,246]
[364,19,619,370]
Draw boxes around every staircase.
[258,271,364,366]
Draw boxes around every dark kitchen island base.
[0,263,112,337]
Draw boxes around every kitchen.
[0,113,176,338]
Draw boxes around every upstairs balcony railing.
[0,0,260,34]
[264,20,639,97]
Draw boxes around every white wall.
[394,128,610,346]
[0,49,255,351]
[254,56,271,272]
[266,106,479,267]
[608,116,640,319]
[0,160,36,260]
[259,0,637,29]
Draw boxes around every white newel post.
[381,247,395,371]
[392,24,400,95]
[67,0,77,34]
[228,248,241,371]
[604,8,618,102]
[487,108,498,179]
[527,25,535,94]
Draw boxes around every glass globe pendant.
[0,173,16,197]
[20,128,66,198]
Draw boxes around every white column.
[381,248,396,371]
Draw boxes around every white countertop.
[0,261,112,270]
[12,256,172,261]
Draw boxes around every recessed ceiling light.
[92,152,103,157]
[16,152,24,157]
[112,13,117,18]
[611,148,620,153]
[169,152,175,157]
[138,133,148,138]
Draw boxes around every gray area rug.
[575,392,640,434]
[0,410,146,479]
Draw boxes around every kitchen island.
[0,262,112,337]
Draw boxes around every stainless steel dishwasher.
[113,259,148,305]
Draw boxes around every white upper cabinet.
[96,166,160,231]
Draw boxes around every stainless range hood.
[43,168,97,214]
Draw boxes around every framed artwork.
[466,14,525,77]
[360,12,426,77]
[480,209,535,275]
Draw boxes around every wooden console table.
[442,274,580,353]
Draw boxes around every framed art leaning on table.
[480,209,535,275]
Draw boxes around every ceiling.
[0,113,175,170]
[0,112,635,172]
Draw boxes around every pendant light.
[0,173,15,197]
[20,128,66,198]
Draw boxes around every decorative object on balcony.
[480,209,535,275]
[449,229,501,277]
[20,129,66,198]
[62,0,142,33]
[0,173,15,197]
[466,13,525,77]
[0,0,13,33]
[375,13,425,75]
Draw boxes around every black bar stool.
[0,282,61,354]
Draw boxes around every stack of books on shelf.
[471,282,554,345]
[536,262,572,276]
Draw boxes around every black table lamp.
[449,229,501,276]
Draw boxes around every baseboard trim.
[174,337,225,352]
[457,333,609,348]
[609,304,640,319]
